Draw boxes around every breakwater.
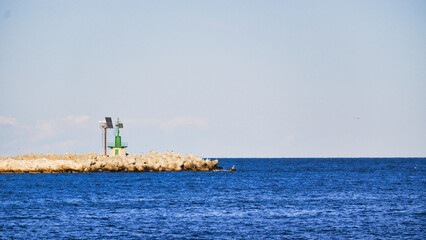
[0,152,225,173]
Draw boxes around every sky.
[0,0,425,157]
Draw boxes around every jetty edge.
[0,151,232,173]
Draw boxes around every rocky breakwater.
[0,152,226,173]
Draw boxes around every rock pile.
[0,152,224,173]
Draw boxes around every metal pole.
[104,127,107,155]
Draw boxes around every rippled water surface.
[1,158,425,239]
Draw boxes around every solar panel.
[118,123,123,128]
[105,117,113,128]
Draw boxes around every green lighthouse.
[108,118,127,156]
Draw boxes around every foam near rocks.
[0,152,223,173]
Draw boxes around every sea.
[0,158,424,239]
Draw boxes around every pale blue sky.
[0,0,425,157]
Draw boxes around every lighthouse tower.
[108,118,128,156]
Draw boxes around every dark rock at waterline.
[228,165,237,171]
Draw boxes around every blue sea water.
[0,158,425,239]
